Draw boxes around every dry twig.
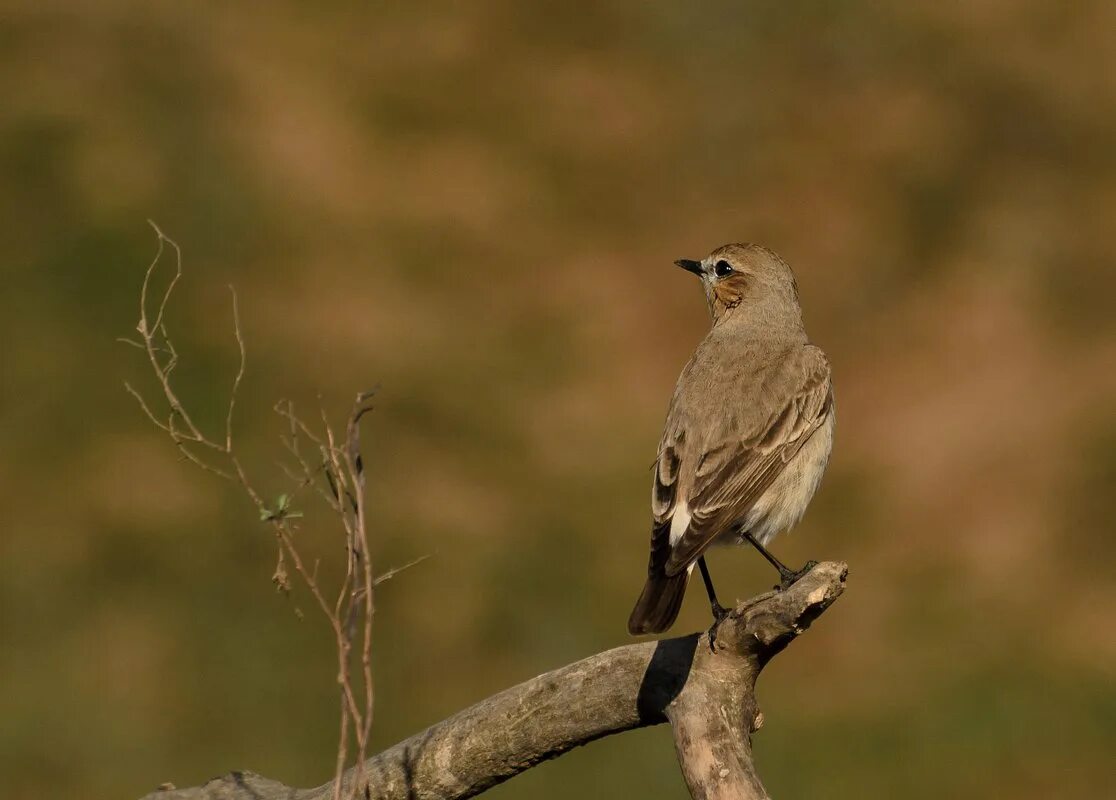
[122,223,417,800]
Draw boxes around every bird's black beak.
[674,258,703,276]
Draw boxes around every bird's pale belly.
[717,410,835,548]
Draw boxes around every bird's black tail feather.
[627,571,689,635]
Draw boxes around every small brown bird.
[628,243,835,636]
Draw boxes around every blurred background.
[2,3,1114,799]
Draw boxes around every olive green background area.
[2,3,1114,799]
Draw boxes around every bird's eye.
[714,260,734,278]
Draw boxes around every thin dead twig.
[373,554,431,588]
[122,224,407,800]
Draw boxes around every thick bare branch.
[140,561,848,800]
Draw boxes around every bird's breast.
[733,410,835,547]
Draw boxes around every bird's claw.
[707,602,731,652]
[776,559,819,591]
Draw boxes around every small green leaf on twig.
[260,493,304,522]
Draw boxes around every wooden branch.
[141,561,848,800]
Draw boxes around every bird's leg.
[697,556,731,651]
[697,556,730,620]
[743,532,818,590]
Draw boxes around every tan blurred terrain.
[1,3,1114,799]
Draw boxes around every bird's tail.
[627,570,689,635]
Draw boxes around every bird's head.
[675,243,802,327]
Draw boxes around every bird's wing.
[646,426,684,577]
[661,346,833,576]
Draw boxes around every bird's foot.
[707,602,732,652]
[776,559,819,591]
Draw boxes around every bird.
[627,243,835,637]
